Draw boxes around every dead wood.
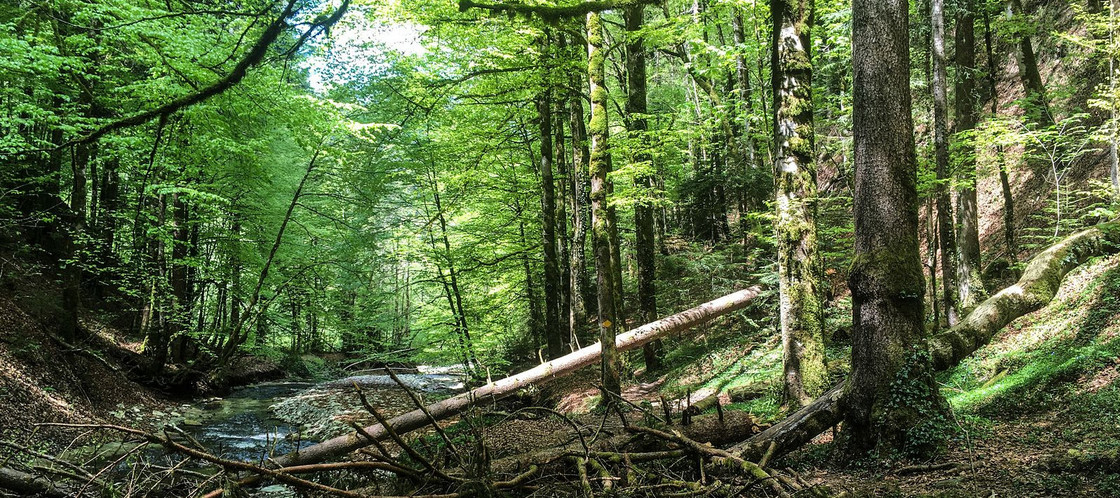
[266,287,760,471]
[731,223,1120,464]
[0,467,72,497]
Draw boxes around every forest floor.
[487,253,1120,497]
[3,254,1120,497]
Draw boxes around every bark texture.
[954,0,984,311]
[771,0,826,407]
[625,6,663,371]
[587,10,622,399]
[846,0,946,455]
[933,0,959,326]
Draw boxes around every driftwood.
[191,286,758,496]
[734,223,1120,462]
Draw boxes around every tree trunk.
[954,0,985,312]
[587,9,622,400]
[933,0,960,326]
[537,35,564,359]
[845,0,948,456]
[554,70,573,351]
[984,3,1018,263]
[1007,0,1051,126]
[732,223,1120,463]
[569,77,592,347]
[625,5,663,371]
[771,0,826,407]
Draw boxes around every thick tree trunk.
[268,287,761,470]
[933,0,960,326]
[734,223,1120,462]
[587,9,622,400]
[846,0,947,456]
[625,5,663,371]
[772,0,826,408]
[954,0,984,312]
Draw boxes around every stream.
[184,366,468,462]
[66,367,469,496]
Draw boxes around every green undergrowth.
[649,298,852,422]
[942,254,1120,418]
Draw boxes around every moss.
[849,239,925,299]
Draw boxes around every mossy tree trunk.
[771,0,826,407]
[845,0,949,456]
[569,87,592,346]
[954,0,985,312]
[587,8,622,399]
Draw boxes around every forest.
[2,0,1120,494]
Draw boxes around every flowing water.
[182,367,467,462]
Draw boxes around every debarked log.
[274,286,762,468]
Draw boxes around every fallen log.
[928,223,1120,370]
[0,467,71,497]
[275,286,761,468]
[733,223,1120,462]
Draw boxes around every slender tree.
[626,5,663,371]
[537,33,565,359]
[771,0,826,406]
[588,9,622,399]
[932,0,959,326]
[983,2,1018,262]
[844,0,948,455]
[954,0,985,311]
[1007,0,1051,126]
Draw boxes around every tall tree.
[537,33,564,359]
[626,5,663,371]
[588,9,622,399]
[932,0,959,326]
[844,0,948,455]
[954,0,984,311]
[983,2,1018,262]
[771,0,826,406]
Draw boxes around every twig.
[351,383,462,483]
[383,367,464,464]
[757,440,777,469]
[896,462,963,475]
[599,387,666,425]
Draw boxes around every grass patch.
[942,255,1120,417]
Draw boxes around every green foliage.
[882,348,952,458]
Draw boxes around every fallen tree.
[272,286,762,467]
[733,223,1120,461]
